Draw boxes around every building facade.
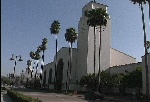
[41,1,141,91]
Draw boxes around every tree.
[86,9,98,91]
[1,76,12,85]
[80,73,98,91]
[33,78,41,89]
[50,20,60,90]
[130,0,149,95]
[86,8,109,92]
[65,27,78,93]
[95,8,109,93]
[30,50,41,80]
[130,0,150,21]
[123,67,142,89]
[39,38,48,81]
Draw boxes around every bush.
[1,87,7,90]
[140,94,150,102]
[7,90,42,102]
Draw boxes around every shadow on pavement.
[2,92,14,102]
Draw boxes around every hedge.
[140,94,150,102]
[1,87,7,90]
[7,90,42,102]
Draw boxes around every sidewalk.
[104,95,141,102]
[1,91,14,102]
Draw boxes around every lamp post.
[9,54,23,89]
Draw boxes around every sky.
[1,0,150,76]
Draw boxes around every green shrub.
[140,94,150,102]
[7,90,42,102]
[1,87,6,90]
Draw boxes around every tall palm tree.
[39,38,48,81]
[130,0,149,95]
[50,20,60,89]
[27,60,32,87]
[30,51,35,78]
[65,27,78,93]
[130,0,150,22]
[95,8,109,93]
[87,9,98,91]
[30,50,41,80]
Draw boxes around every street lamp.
[9,54,23,89]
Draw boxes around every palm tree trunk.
[69,43,72,92]
[98,25,102,93]
[141,3,149,95]
[40,50,45,87]
[54,35,58,90]
[65,42,72,94]
[31,60,36,78]
[35,61,39,80]
[66,53,70,94]
[94,26,96,91]
[148,1,150,22]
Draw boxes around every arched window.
[48,68,53,84]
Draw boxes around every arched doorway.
[48,68,52,89]
[55,58,64,92]
[42,70,46,88]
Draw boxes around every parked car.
[84,91,104,100]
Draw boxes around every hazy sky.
[1,0,150,76]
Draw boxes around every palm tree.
[130,0,150,21]
[87,9,98,91]
[30,50,41,80]
[95,8,109,93]
[65,27,78,93]
[50,20,60,89]
[39,38,48,81]
[27,60,32,87]
[130,0,149,95]
[30,51,36,78]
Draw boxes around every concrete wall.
[142,53,150,94]
[110,48,136,67]
[42,47,78,87]
[77,17,88,81]
[107,62,142,75]
[42,62,54,85]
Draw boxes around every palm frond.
[65,27,78,43]
[50,20,60,35]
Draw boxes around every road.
[21,92,113,102]
[2,87,140,102]
[17,90,114,102]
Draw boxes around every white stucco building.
[41,1,149,93]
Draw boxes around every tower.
[77,1,111,80]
